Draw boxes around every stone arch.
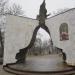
[15,24,51,63]
[59,23,69,41]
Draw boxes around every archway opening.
[27,27,51,56]
[26,27,63,56]
[59,23,69,41]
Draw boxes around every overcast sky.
[9,0,75,19]
[37,28,50,41]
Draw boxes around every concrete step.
[3,65,75,75]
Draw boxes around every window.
[59,23,69,41]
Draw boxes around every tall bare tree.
[0,0,8,62]
[0,0,8,15]
[7,3,24,16]
[53,8,69,15]
[0,0,24,63]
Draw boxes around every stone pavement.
[0,65,14,75]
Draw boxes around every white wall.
[4,9,75,66]
[46,8,75,65]
[4,15,38,65]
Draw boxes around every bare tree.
[0,0,8,15]
[0,29,4,56]
[53,8,69,15]
[7,3,24,16]
[0,0,24,63]
[57,8,69,14]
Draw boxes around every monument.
[3,0,75,74]
[15,0,51,64]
